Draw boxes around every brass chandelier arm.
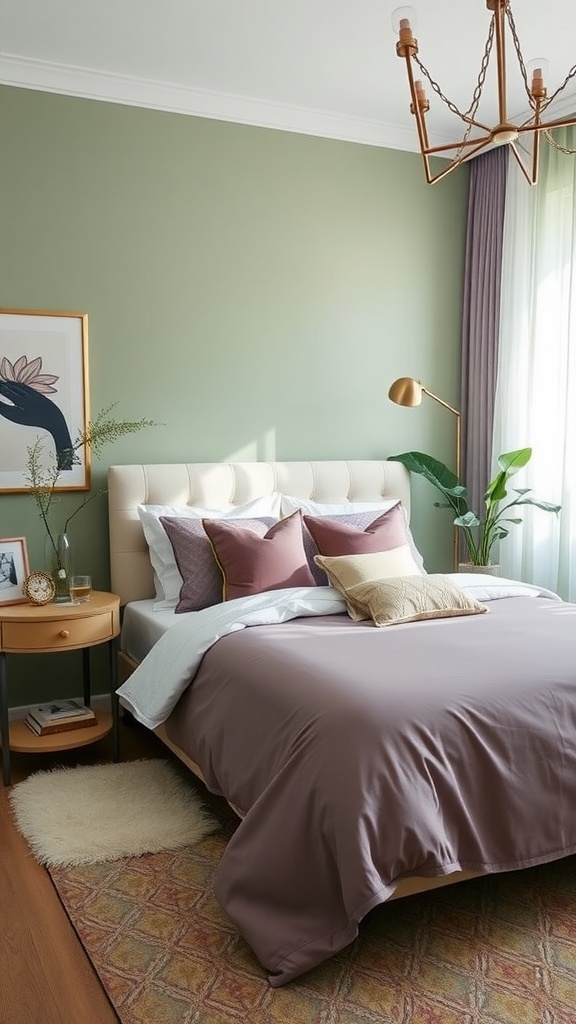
[516,119,576,135]
[394,0,576,185]
[460,116,494,133]
[509,142,536,185]
[404,55,431,162]
[415,134,498,186]
[494,0,508,126]
[425,134,493,156]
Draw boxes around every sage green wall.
[0,85,469,706]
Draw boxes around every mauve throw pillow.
[203,510,316,600]
[304,503,416,559]
[160,516,275,612]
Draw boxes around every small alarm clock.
[23,571,56,605]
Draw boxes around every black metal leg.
[82,647,91,706]
[0,653,11,787]
[109,636,120,762]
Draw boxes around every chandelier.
[393,0,576,184]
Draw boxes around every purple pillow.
[160,516,275,612]
[202,510,315,601]
[304,504,415,565]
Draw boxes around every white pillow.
[280,495,399,517]
[138,494,282,609]
[280,495,426,573]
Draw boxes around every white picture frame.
[0,536,30,606]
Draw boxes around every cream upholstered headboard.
[107,460,411,606]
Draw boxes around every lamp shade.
[388,377,423,407]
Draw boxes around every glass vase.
[45,532,73,602]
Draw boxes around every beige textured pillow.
[314,545,421,594]
[326,572,488,626]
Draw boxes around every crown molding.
[0,53,420,154]
[2,53,574,159]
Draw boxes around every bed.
[108,459,576,987]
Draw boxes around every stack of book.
[25,699,97,736]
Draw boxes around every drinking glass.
[69,574,92,604]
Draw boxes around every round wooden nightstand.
[0,591,121,786]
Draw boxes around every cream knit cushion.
[314,545,421,595]
[325,572,488,626]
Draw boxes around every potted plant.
[388,447,561,570]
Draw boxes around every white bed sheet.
[121,599,179,664]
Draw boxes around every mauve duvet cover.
[164,596,576,986]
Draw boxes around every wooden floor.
[0,715,170,1024]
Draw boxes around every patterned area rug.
[49,806,576,1024]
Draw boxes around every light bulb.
[527,58,549,100]
[391,6,417,37]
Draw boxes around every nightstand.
[0,591,121,786]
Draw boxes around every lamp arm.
[423,385,461,485]
[421,387,460,419]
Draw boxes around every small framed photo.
[0,309,90,494]
[0,537,30,606]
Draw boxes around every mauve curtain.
[460,146,508,519]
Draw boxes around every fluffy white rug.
[9,759,216,868]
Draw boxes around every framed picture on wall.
[0,537,30,606]
[0,309,90,493]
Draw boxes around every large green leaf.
[512,497,561,513]
[497,448,532,472]
[485,470,508,503]
[389,451,470,520]
[389,452,466,494]
[485,448,532,503]
[454,511,481,528]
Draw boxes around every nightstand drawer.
[2,612,115,652]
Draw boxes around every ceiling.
[2,0,575,154]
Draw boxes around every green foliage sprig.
[25,403,158,564]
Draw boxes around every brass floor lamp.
[388,377,461,571]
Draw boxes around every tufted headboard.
[107,460,411,606]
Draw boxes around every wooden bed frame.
[107,459,482,899]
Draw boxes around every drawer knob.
[60,629,70,638]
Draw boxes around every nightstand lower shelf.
[0,591,121,785]
[8,710,113,754]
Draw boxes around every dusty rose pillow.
[304,503,419,559]
[203,510,315,600]
[160,516,275,612]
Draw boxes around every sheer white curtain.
[493,129,576,600]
